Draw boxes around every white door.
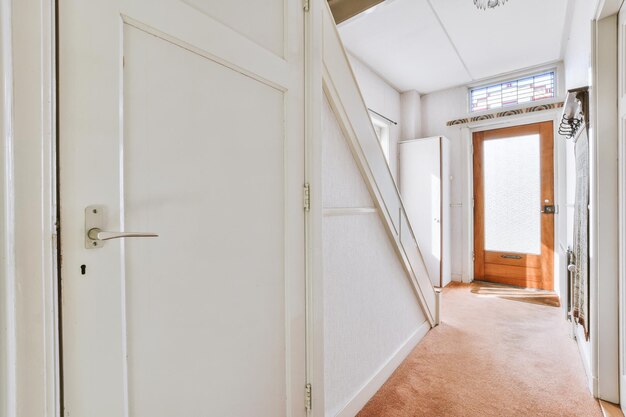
[399,138,442,287]
[619,5,626,413]
[59,1,306,416]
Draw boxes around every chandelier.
[474,0,508,10]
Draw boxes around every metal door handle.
[87,228,158,241]
[85,205,158,249]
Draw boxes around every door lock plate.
[85,205,106,249]
[542,205,556,214]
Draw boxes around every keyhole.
[80,264,86,275]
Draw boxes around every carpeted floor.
[357,283,602,417]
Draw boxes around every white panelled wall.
[322,97,429,417]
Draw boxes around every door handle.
[85,205,158,248]
[87,228,158,241]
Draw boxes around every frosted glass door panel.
[483,134,541,254]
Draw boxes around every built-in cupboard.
[399,136,451,288]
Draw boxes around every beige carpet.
[357,283,602,417]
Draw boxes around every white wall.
[563,0,596,90]
[322,98,427,417]
[400,90,422,141]
[348,53,402,180]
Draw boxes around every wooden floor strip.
[600,400,624,417]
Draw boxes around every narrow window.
[371,115,390,163]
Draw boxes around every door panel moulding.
[323,207,378,216]
[0,0,16,414]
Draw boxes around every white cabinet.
[399,136,451,288]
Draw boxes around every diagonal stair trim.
[321,3,439,326]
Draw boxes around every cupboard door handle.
[85,205,158,249]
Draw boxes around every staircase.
[321,3,439,326]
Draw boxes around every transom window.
[470,71,556,113]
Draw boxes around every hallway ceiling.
[337,0,571,94]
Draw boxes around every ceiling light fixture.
[474,0,508,10]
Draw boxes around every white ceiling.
[338,0,570,94]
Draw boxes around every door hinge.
[304,183,311,212]
[472,251,475,262]
[305,383,312,410]
[303,0,310,12]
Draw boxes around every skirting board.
[334,320,431,417]
[575,323,593,394]
[451,273,463,282]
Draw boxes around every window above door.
[469,70,556,113]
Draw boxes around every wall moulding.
[447,102,564,126]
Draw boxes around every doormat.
[470,281,560,308]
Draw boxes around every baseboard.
[574,323,594,394]
[334,320,431,417]
[451,273,463,282]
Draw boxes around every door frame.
[591,13,620,402]
[463,112,563,293]
[304,1,325,416]
[0,0,60,416]
[619,3,626,412]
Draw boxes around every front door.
[59,1,306,416]
[473,121,554,290]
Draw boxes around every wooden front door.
[473,121,554,290]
